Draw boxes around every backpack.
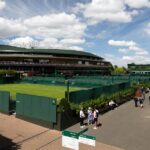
[96,111,99,118]
[95,110,99,118]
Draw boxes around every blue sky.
[0,0,150,67]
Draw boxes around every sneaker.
[93,127,97,129]
[80,125,84,128]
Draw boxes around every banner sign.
[62,129,96,149]
[79,134,96,146]
[62,130,79,150]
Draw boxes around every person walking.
[135,87,142,107]
[79,107,85,128]
[93,108,99,129]
[133,97,138,107]
[142,87,146,101]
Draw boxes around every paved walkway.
[1,93,150,150]
[68,93,150,150]
[0,111,121,150]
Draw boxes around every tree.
[112,66,127,75]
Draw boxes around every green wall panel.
[0,91,10,113]
[16,94,56,123]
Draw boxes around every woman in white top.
[79,107,85,128]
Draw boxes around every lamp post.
[65,79,70,102]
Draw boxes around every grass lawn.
[0,83,81,101]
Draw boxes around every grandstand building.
[0,45,112,75]
[128,63,150,75]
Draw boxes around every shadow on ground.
[0,135,20,150]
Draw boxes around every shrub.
[70,88,135,112]
[57,98,70,112]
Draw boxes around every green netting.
[0,77,16,84]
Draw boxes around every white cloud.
[104,54,127,67]
[122,55,150,64]
[129,10,139,16]
[124,0,150,8]
[135,51,149,55]
[0,17,27,38]
[38,38,59,48]
[118,48,129,54]
[60,38,85,45]
[104,53,150,67]
[8,36,84,51]
[145,22,150,35]
[0,0,6,10]
[23,13,86,39]
[128,46,144,52]
[118,46,148,55]
[67,46,84,51]
[122,56,134,61]
[38,38,84,50]
[9,36,38,48]
[108,39,148,54]
[107,39,150,66]
[24,13,76,28]
[74,0,139,25]
[96,30,108,39]
[0,12,86,50]
[0,13,86,39]
[73,0,150,25]
[108,40,136,47]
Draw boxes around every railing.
[0,61,111,68]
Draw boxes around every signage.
[79,134,96,147]
[62,129,96,149]
[62,130,79,150]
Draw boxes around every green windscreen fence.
[21,75,150,88]
[69,82,130,103]
[0,77,17,84]
[16,94,56,123]
[0,91,10,113]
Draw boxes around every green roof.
[0,45,103,59]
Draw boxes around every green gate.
[16,94,56,124]
[0,91,10,114]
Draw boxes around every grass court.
[0,83,81,101]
